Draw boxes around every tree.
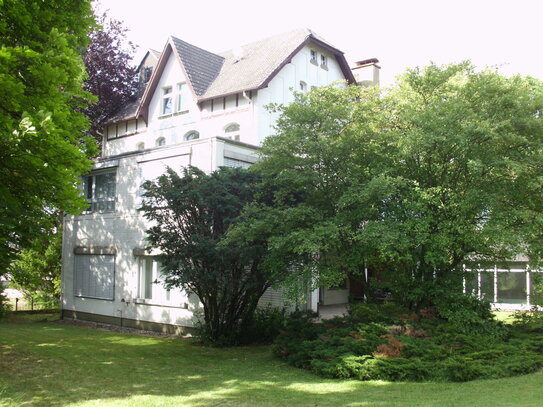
[84,10,138,143]
[141,166,288,344]
[252,63,543,308]
[8,224,62,308]
[0,0,96,276]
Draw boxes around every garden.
[2,312,543,407]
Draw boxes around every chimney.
[351,58,380,87]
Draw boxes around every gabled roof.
[201,28,355,101]
[133,28,357,122]
[170,37,224,96]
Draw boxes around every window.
[162,86,173,115]
[320,54,328,68]
[224,157,251,169]
[137,142,145,151]
[83,171,116,212]
[184,131,199,141]
[224,123,240,141]
[138,257,170,302]
[74,254,115,300]
[176,82,189,112]
[155,137,166,147]
[299,81,307,92]
[310,49,318,64]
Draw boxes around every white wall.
[254,44,347,143]
[62,41,348,329]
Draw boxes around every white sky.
[97,0,543,87]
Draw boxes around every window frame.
[161,86,173,115]
[310,49,318,64]
[176,82,189,113]
[82,170,117,213]
[320,54,328,69]
[184,130,200,141]
[137,257,174,305]
[73,254,115,300]
[224,123,240,141]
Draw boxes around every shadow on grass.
[0,321,542,407]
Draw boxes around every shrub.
[273,301,543,382]
[196,306,292,346]
[0,290,11,318]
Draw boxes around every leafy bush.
[196,306,292,346]
[274,301,543,382]
[0,290,11,318]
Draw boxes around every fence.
[7,297,58,312]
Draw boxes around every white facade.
[61,31,355,331]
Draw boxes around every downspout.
[242,91,256,143]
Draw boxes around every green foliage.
[8,226,62,308]
[274,301,543,382]
[141,166,289,345]
[248,63,543,307]
[0,290,11,318]
[0,0,97,274]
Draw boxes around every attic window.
[162,87,173,115]
[310,50,318,64]
[320,54,328,69]
[177,83,189,112]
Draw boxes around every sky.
[97,0,543,87]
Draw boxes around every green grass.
[1,317,543,407]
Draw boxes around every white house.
[61,28,363,333]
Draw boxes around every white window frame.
[83,170,116,213]
[184,131,200,141]
[310,49,318,64]
[320,54,328,68]
[224,123,240,141]
[161,86,173,115]
[137,257,174,305]
[176,82,189,113]
[74,254,115,300]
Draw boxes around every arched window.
[184,131,199,141]
[155,137,165,147]
[136,142,145,151]
[224,123,240,141]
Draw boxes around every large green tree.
[252,63,543,308]
[0,0,96,274]
[141,167,289,344]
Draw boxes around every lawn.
[1,315,542,407]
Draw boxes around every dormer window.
[162,87,172,115]
[320,54,328,68]
[310,50,318,64]
[224,123,240,141]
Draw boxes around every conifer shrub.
[274,299,543,382]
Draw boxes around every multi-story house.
[60,28,362,333]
